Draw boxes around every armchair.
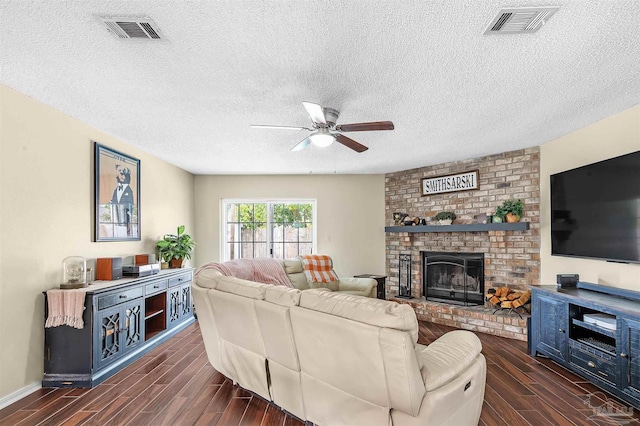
[280,257,377,298]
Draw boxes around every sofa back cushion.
[281,258,310,290]
[299,289,419,342]
[194,268,221,289]
[291,290,425,424]
[291,290,425,420]
[216,276,267,300]
[264,285,301,306]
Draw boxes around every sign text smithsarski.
[421,170,479,196]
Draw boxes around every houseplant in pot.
[433,211,457,225]
[156,225,196,268]
[495,199,524,223]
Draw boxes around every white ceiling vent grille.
[100,16,164,39]
[484,6,559,35]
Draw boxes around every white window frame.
[221,198,318,262]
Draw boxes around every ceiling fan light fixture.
[254,101,394,153]
[310,133,335,147]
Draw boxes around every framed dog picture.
[94,142,141,241]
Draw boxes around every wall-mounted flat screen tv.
[550,151,640,264]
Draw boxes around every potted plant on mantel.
[156,225,196,269]
[494,199,524,223]
[433,211,457,225]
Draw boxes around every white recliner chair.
[290,290,486,426]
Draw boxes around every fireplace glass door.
[423,252,484,306]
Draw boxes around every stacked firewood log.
[486,287,531,309]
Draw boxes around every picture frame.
[94,142,141,241]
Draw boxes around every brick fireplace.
[385,148,540,340]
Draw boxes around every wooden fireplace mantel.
[384,222,530,233]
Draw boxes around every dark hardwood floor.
[2,321,639,425]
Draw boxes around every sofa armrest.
[337,277,377,297]
[419,330,483,391]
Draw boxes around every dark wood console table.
[43,268,195,387]
[531,282,640,408]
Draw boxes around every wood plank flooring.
[2,321,639,425]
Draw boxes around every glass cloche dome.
[61,256,87,289]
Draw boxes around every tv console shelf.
[43,268,194,387]
[531,282,640,408]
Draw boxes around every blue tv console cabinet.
[531,282,640,409]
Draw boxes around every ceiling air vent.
[484,6,559,35]
[100,16,164,39]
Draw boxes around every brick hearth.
[395,297,529,341]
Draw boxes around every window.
[222,200,316,261]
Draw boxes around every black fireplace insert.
[422,251,484,305]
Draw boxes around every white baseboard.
[0,382,42,410]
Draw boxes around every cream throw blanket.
[45,289,87,329]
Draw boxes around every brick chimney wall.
[385,148,540,299]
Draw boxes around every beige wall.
[0,85,195,399]
[540,105,640,290]
[194,175,386,278]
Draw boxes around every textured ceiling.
[1,1,639,174]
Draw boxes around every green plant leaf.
[156,225,196,262]
[495,199,524,219]
[434,211,456,221]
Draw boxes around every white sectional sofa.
[192,265,486,425]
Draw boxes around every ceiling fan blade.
[302,101,326,124]
[250,124,311,131]
[291,137,311,151]
[335,134,368,153]
[336,121,394,132]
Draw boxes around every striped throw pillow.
[299,255,339,283]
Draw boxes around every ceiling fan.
[250,101,394,153]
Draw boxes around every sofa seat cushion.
[419,330,483,391]
[308,280,339,291]
[299,289,419,342]
[338,290,371,297]
[299,255,339,284]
